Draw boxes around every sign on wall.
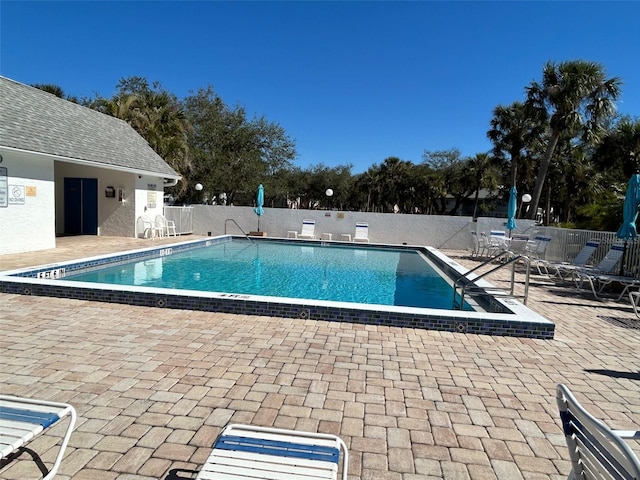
[8,185,25,205]
[0,167,7,207]
[147,183,157,208]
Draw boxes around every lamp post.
[195,183,203,204]
[518,193,531,219]
[325,188,333,210]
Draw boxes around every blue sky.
[1,1,639,174]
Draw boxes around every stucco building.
[0,76,181,254]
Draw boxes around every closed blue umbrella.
[616,174,640,274]
[506,186,517,235]
[254,184,264,231]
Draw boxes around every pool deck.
[1,235,638,479]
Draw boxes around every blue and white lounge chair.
[196,423,349,480]
[0,395,77,480]
[572,242,634,299]
[295,219,317,240]
[557,384,640,479]
[354,222,369,243]
[542,238,601,279]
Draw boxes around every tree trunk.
[528,131,561,219]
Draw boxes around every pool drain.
[22,287,32,295]
[156,298,167,308]
[298,309,310,319]
[455,322,467,333]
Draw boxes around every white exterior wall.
[192,205,537,250]
[134,175,167,238]
[0,150,56,254]
[54,162,137,237]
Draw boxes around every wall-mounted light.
[105,186,115,198]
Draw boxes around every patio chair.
[524,236,552,274]
[556,384,640,480]
[571,242,635,299]
[137,214,162,238]
[629,291,640,318]
[0,395,77,480]
[507,234,530,258]
[470,231,484,257]
[195,423,349,480]
[354,222,370,243]
[542,238,601,280]
[155,214,177,237]
[290,219,316,239]
[481,231,507,257]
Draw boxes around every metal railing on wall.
[163,206,194,235]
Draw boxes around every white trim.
[0,145,181,181]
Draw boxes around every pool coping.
[0,236,555,339]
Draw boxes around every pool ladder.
[452,251,531,310]
[224,219,255,244]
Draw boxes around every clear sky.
[1,1,639,174]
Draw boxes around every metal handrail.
[453,251,531,310]
[224,219,255,244]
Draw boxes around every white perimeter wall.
[0,150,56,254]
[192,205,537,250]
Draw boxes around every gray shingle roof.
[0,76,180,179]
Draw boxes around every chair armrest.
[614,430,640,439]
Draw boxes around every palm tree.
[524,60,621,220]
[487,101,541,188]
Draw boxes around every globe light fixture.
[325,188,333,197]
[195,183,203,191]
[518,193,532,219]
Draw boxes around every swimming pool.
[0,236,554,339]
[62,239,474,311]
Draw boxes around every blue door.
[64,178,98,235]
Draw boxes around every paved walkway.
[1,236,638,479]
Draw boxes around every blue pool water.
[64,239,470,311]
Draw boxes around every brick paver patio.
[1,236,638,479]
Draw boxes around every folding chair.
[196,423,349,480]
[0,395,77,480]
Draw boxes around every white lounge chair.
[0,395,77,480]
[155,214,177,237]
[542,238,601,279]
[196,423,349,480]
[291,219,316,239]
[572,242,635,299]
[354,222,369,243]
[556,384,640,480]
[629,290,640,318]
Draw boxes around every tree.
[524,60,621,220]
[87,77,192,198]
[32,83,80,103]
[423,149,478,215]
[183,86,296,205]
[487,101,542,189]
[467,153,501,219]
[592,117,640,180]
